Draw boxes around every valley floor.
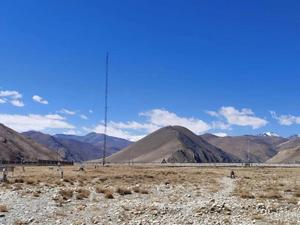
[0,165,299,225]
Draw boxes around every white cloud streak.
[32,95,49,105]
[271,111,300,126]
[0,90,24,107]
[0,114,74,132]
[208,106,267,129]
[86,109,211,141]
[59,108,76,115]
[80,114,88,120]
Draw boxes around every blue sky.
[0,0,300,140]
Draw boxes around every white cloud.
[213,132,228,137]
[271,111,300,126]
[0,113,74,132]
[211,121,231,130]
[86,109,211,141]
[208,106,267,129]
[59,108,76,115]
[89,110,93,114]
[84,124,144,142]
[32,95,49,105]
[11,99,25,107]
[80,114,88,120]
[63,130,79,135]
[0,90,24,107]
[140,109,211,134]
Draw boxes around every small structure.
[1,168,8,182]
[161,159,167,164]
[230,170,236,179]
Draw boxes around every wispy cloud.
[271,111,300,126]
[80,114,88,120]
[0,113,74,132]
[86,109,211,141]
[0,90,24,107]
[207,106,268,129]
[213,132,228,137]
[32,95,49,105]
[59,108,76,115]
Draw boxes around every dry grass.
[75,189,90,200]
[234,167,300,203]
[95,186,107,194]
[116,187,132,196]
[5,165,300,206]
[58,189,73,200]
[258,191,282,200]
[293,189,300,197]
[104,190,114,199]
[14,220,27,225]
[0,204,8,212]
[238,190,255,199]
[133,187,149,194]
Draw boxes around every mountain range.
[0,122,299,164]
[22,131,133,162]
[107,126,241,163]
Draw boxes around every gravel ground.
[0,176,299,225]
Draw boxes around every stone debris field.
[0,165,299,225]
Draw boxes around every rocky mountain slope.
[267,137,300,163]
[107,126,241,163]
[201,134,287,163]
[0,124,58,161]
[55,132,132,156]
[23,131,132,162]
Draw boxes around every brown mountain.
[267,147,300,163]
[23,131,132,162]
[107,126,241,163]
[267,137,300,163]
[275,137,300,152]
[0,124,58,161]
[201,134,287,163]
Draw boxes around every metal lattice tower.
[103,52,109,166]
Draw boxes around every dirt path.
[213,176,236,201]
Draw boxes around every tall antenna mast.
[103,52,109,166]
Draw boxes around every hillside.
[55,132,132,156]
[0,124,58,161]
[267,147,300,163]
[201,134,287,163]
[275,137,300,152]
[23,131,101,162]
[267,137,300,163]
[107,126,240,163]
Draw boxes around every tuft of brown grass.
[75,189,90,200]
[14,220,27,225]
[116,187,132,196]
[293,190,300,197]
[259,191,282,199]
[133,187,149,194]
[287,197,298,205]
[59,189,73,200]
[13,184,23,191]
[95,186,107,194]
[25,179,36,185]
[0,205,8,212]
[13,178,24,184]
[239,191,255,199]
[104,190,114,199]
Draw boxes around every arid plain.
[0,165,299,225]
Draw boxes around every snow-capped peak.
[259,132,280,137]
